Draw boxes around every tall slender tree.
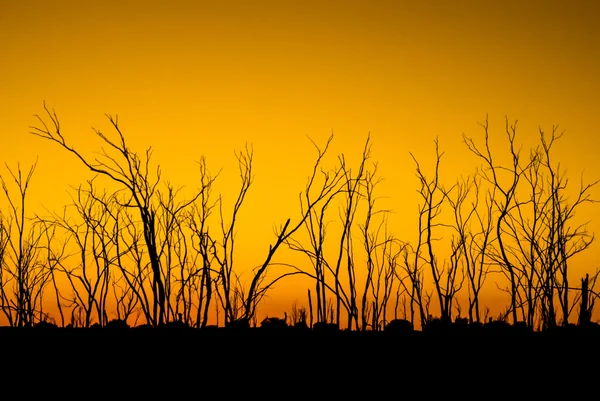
[30,104,201,325]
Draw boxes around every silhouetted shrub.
[423,317,451,334]
[483,319,511,335]
[450,317,472,334]
[106,319,129,330]
[511,321,533,335]
[159,320,190,331]
[33,321,58,330]
[313,322,339,333]
[466,321,484,334]
[226,318,251,330]
[260,316,288,330]
[384,319,414,334]
[294,320,310,331]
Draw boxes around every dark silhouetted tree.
[410,138,464,324]
[241,134,347,323]
[49,180,120,327]
[284,136,345,325]
[0,161,52,327]
[30,104,201,326]
[534,126,597,327]
[463,116,537,325]
[211,145,253,325]
[359,164,407,331]
[464,116,598,328]
[448,175,494,324]
[181,156,218,328]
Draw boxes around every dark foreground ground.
[3,317,599,336]
[2,322,599,397]
[3,320,599,354]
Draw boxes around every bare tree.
[285,158,344,325]
[525,126,597,327]
[110,215,142,325]
[333,134,371,330]
[438,173,493,323]
[115,206,155,323]
[410,138,463,324]
[155,181,203,323]
[210,145,253,325]
[112,272,140,323]
[359,164,406,330]
[184,157,219,327]
[30,104,201,325]
[241,134,347,322]
[463,116,536,325]
[464,116,598,327]
[0,211,11,324]
[397,236,427,329]
[285,135,379,329]
[49,180,124,327]
[0,161,53,327]
[463,178,495,323]
[36,212,71,327]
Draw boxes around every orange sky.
[1,0,599,326]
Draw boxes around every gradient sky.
[1,0,599,323]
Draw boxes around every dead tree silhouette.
[30,103,203,326]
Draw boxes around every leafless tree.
[112,272,140,323]
[410,138,463,323]
[464,116,598,327]
[285,161,344,325]
[359,164,407,330]
[209,145,253,325]
[115,207,155,323]
[0,161,53,326]
[48,180,125,327]
[440,173,493,323]
[285,135,380,329]
[462,178,495,323]
[397,240,427,328]
[333,134,372,330]
[30,104,201,325]
[524,126,598,327]
[155,181,202,323]
[183,157,218,327]
[35,213,70,327]
[241,134,347,322]
[0,211,11,324]
[463,116,537,324]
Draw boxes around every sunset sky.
[1,0,599,325]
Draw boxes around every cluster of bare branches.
[0,160,54,327]
[462,116,599,328]
[390,116,599,330]
[284,134,409,330]
[20,103,399,328]
[0,105,597,331]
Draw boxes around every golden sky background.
[1,0,600,324]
